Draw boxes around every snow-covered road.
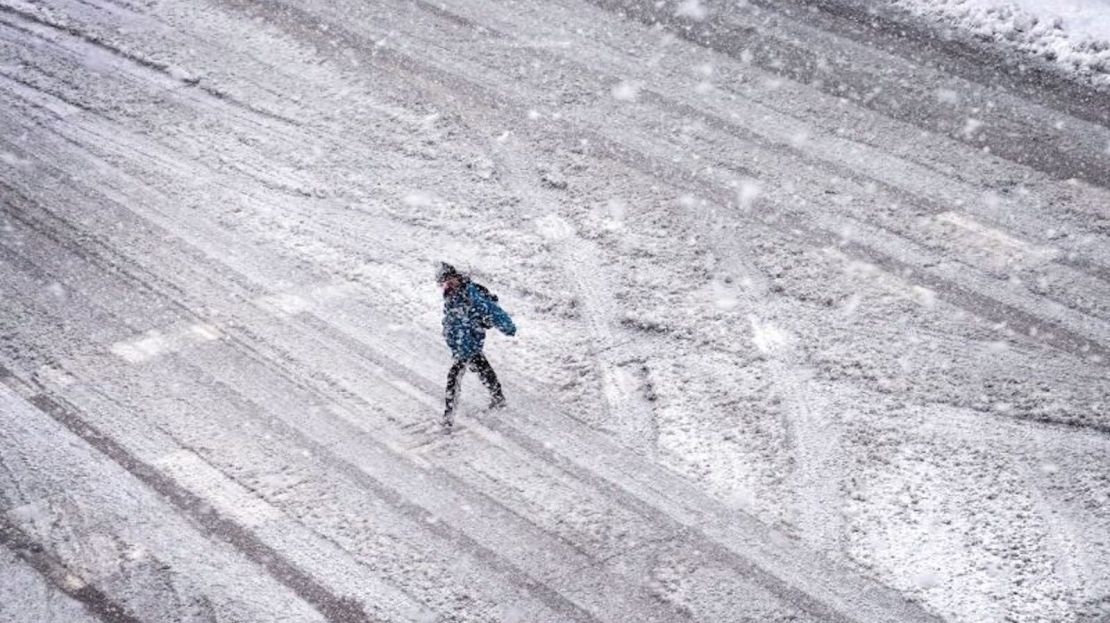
[1,0,1109,621]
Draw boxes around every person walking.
[437,263,516,426]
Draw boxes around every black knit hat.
[436,262,462,284]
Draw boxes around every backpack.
[469,281,498,329]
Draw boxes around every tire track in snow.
[921,409,1110,613]
[0,544,105,623]
[0,307,437,621]
[0,197,677,622]
[9,0,662,463]
[15,0,1056,384]
[156,354,661,623]
[0,310,434,622]
[14,0,1110,372]
[8,0,1110,566]
[342,334,937,623]
[683,182,849,553]
[0,226,569,619]
[488,131,661,456]
[436,0,1110,256]
[78,372,587,623]
[184,0,1110,462]
[204,252,876,621]
[0,515,142,623]
[0,373,348,623]
[585,0,1110,189]
[752,0,1110,128]
[0,379,372,623]
[567,238,661,457]
[2,130,894,620]
[0,1,303,127]
[576,130,1110,368]
[189,311,693,622]
[208,0,1110,450]
[0,9,1087,617]
[572,46,859,550]
[232,0,1110,369]
[0,2,1101,617]
[257,285,937,622]
[903,403,1110,618]
[374,0,1110,301]
[0,213,433,620]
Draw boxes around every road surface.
[2,0,1109,621]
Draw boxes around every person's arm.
[470,284,516,336]
[490,302,516,336]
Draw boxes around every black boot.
[444,359,466,427]
[470,354,505,410]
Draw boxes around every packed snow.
[1,0,1109,621]
[897,0,1110,87]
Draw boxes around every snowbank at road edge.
[895,0,1110,89]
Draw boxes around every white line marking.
[110,323,222,363]
[933,211,1059,271]
[152,449,283,528]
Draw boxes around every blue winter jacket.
[442,282,516,360]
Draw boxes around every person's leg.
[469,354,505,408]
[445,358,467,417]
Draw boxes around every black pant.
[445,354,504,414]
